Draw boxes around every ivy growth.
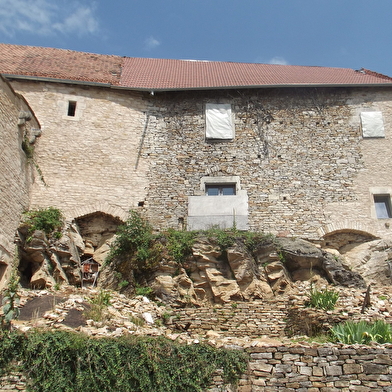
[22,137,47,186]
[0,330,248,392]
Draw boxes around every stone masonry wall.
[211,344,392,391]
[0,76,39,288]
[323,88,392,240]
[10,80,151,222]
[143,87,392,240]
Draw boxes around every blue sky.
[1,0,392,76]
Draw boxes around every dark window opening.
[68,101,77,117]
[206,184,236,196]
[374,194,392,219]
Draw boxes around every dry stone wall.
[210,344,392,391]
[0,76,39,288]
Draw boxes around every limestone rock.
[340,239,392,286]
[322,252,366,288]
[264,261,292,294]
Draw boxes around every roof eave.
[2,74,112,88]
[112,82,392,92]
[4,74,392,91]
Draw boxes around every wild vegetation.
[22,207,64,240]
[330,320,392,344]
[0,271,20,331]
[0,330,247,392]
[105,210,277,290]
[305,286,340,311]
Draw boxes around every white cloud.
[144,36,160,50]
[0,0,99,37]
[268,56,289,65]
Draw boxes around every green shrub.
[135,286,153,298]
[84,290,112,322]
[305,286,339,311]
[23,207,64,239]
[0,330,247,392]
[1,271,20,331]
[106,211,162,276]
[331,320,392,344]
[166,229,196,263]
[205,227,236,250]
[118,280,129,290]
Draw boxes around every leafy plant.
[331,320,392,344]
[105,210,162,277]
[23,207,64,239]
[118,280,129,290]
[305,286,339,311]
[166,229,196,263]
[205,227,236,250]
[1,271,21,330]
[135,286,153,298]
[22,137,47,186]
[241,231,276,253]
[0,330,247,392]
[84,290,112,322]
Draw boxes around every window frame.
[205,183,236,196]
[373,194,392,219]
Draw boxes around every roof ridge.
[360,68,392,82]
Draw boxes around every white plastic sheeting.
[205,103,234,139]
[360,111,385,138]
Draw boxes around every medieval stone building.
[1,43,392,284]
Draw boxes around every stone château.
[1,43,392,287]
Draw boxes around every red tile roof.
[1,43,392,90]
[121,58,392,90]
[0,44,123,85]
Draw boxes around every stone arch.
[66,202,128,222]
[317,220,378,239]
[318,220,379,250]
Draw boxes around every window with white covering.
[205,103,234,139]
[360,111,385,138]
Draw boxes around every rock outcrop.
[132,237,366,306]
[18,223,382,303]
[17,223,85,289]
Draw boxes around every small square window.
[68,101,77,117]
[206,184,236,196]
[374,194,392,219]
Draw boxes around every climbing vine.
[0,330,248,392]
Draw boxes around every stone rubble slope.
[4,282,392,349]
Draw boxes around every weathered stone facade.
[143,87,392,240]
[9,80,150,222]
[6,80,392,243]
[0,76,40,288]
